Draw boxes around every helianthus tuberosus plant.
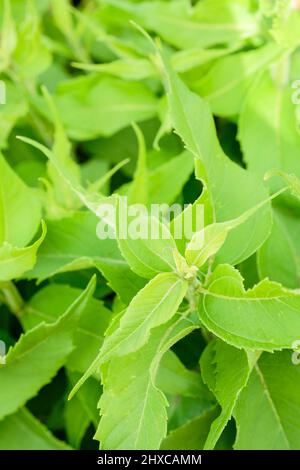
[1,0,300,451]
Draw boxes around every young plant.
[0,0,300,451]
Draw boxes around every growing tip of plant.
[129,20,165,73]
[129,20,156,49]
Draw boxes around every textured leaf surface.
[0,408,71,450]
[200,339,251,449]
[23,283,112,374]
[234,351,300,450]
[55,75,158,140]
[0,153,41,246]
[161,56,272,265]
[0,276,95,420]
[27,211,144,303]
[0,221,46,281]
[199,264,300,350]
[96,312,197,450]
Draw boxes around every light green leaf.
[172,46,238,74]
[199,264,300,351]
[116,197,180,279]
[161,55,272,265]
[234,351,300,449]
[194,43,282,116]
[91,272,187,365]
[42,86,81,214]
[0,276,95,420]
[0,408,71,450]
[185,189,282,268]
[200,339,251,449]
[72,58,156,81]
[239,69,300,199]
[147,150,194,205]
[121,150,194,206]
[265,169,300,202]
[67,371,100,428]
[23,282,112,374]
[69,272,188,399]
[101,0,258,50]
[170,194,205,255]
[54,75,158,140]
[12,0,52,77]
[64,395,90,449]
[0,0,17,71]
[258,207,300,289]
[0,81,28,149]
[0,220,46,281]
[73,46,235,80]
[96,311,198,450]
[157,350,210,399]
[27,211,144,304]
[0,153,41,247]
[272,9,300,49]
[160,406,219,450]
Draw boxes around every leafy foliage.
[1,0,300,451]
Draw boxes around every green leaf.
[170,194,205,254]
[194,43,282,116]
[73,58,156,81]
[258,207,300,289]
[199,264,300,351]
[0,0,17,71]
[271,9,300,49]
[234,351,300,450]
[172,46,238,74]
[0,220,46,281]
[121,150,194,206]
[160,55,273,265]
[128,123,148,205]
[42,86,82,214]
[96,311,198,450]
[185,191,278,268]
[64,395,90,449]
[67,371,100,428]
[27,211,144,304]
[116,197,180,279]
[200,339,252,449]
[23,282,112,374]
[147,150,194,205]
[54,75,158,140]
[0,408,71,450]
[239,68,300,198]
[12,0,51,78]
[88,272,187,368]
[0,81,28,148]
[160,406,219,450]
[265,169,300,202]
[0,153,41,247]
[157,350,210,399]
[101,0,258,50]
[0,276,95,420]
